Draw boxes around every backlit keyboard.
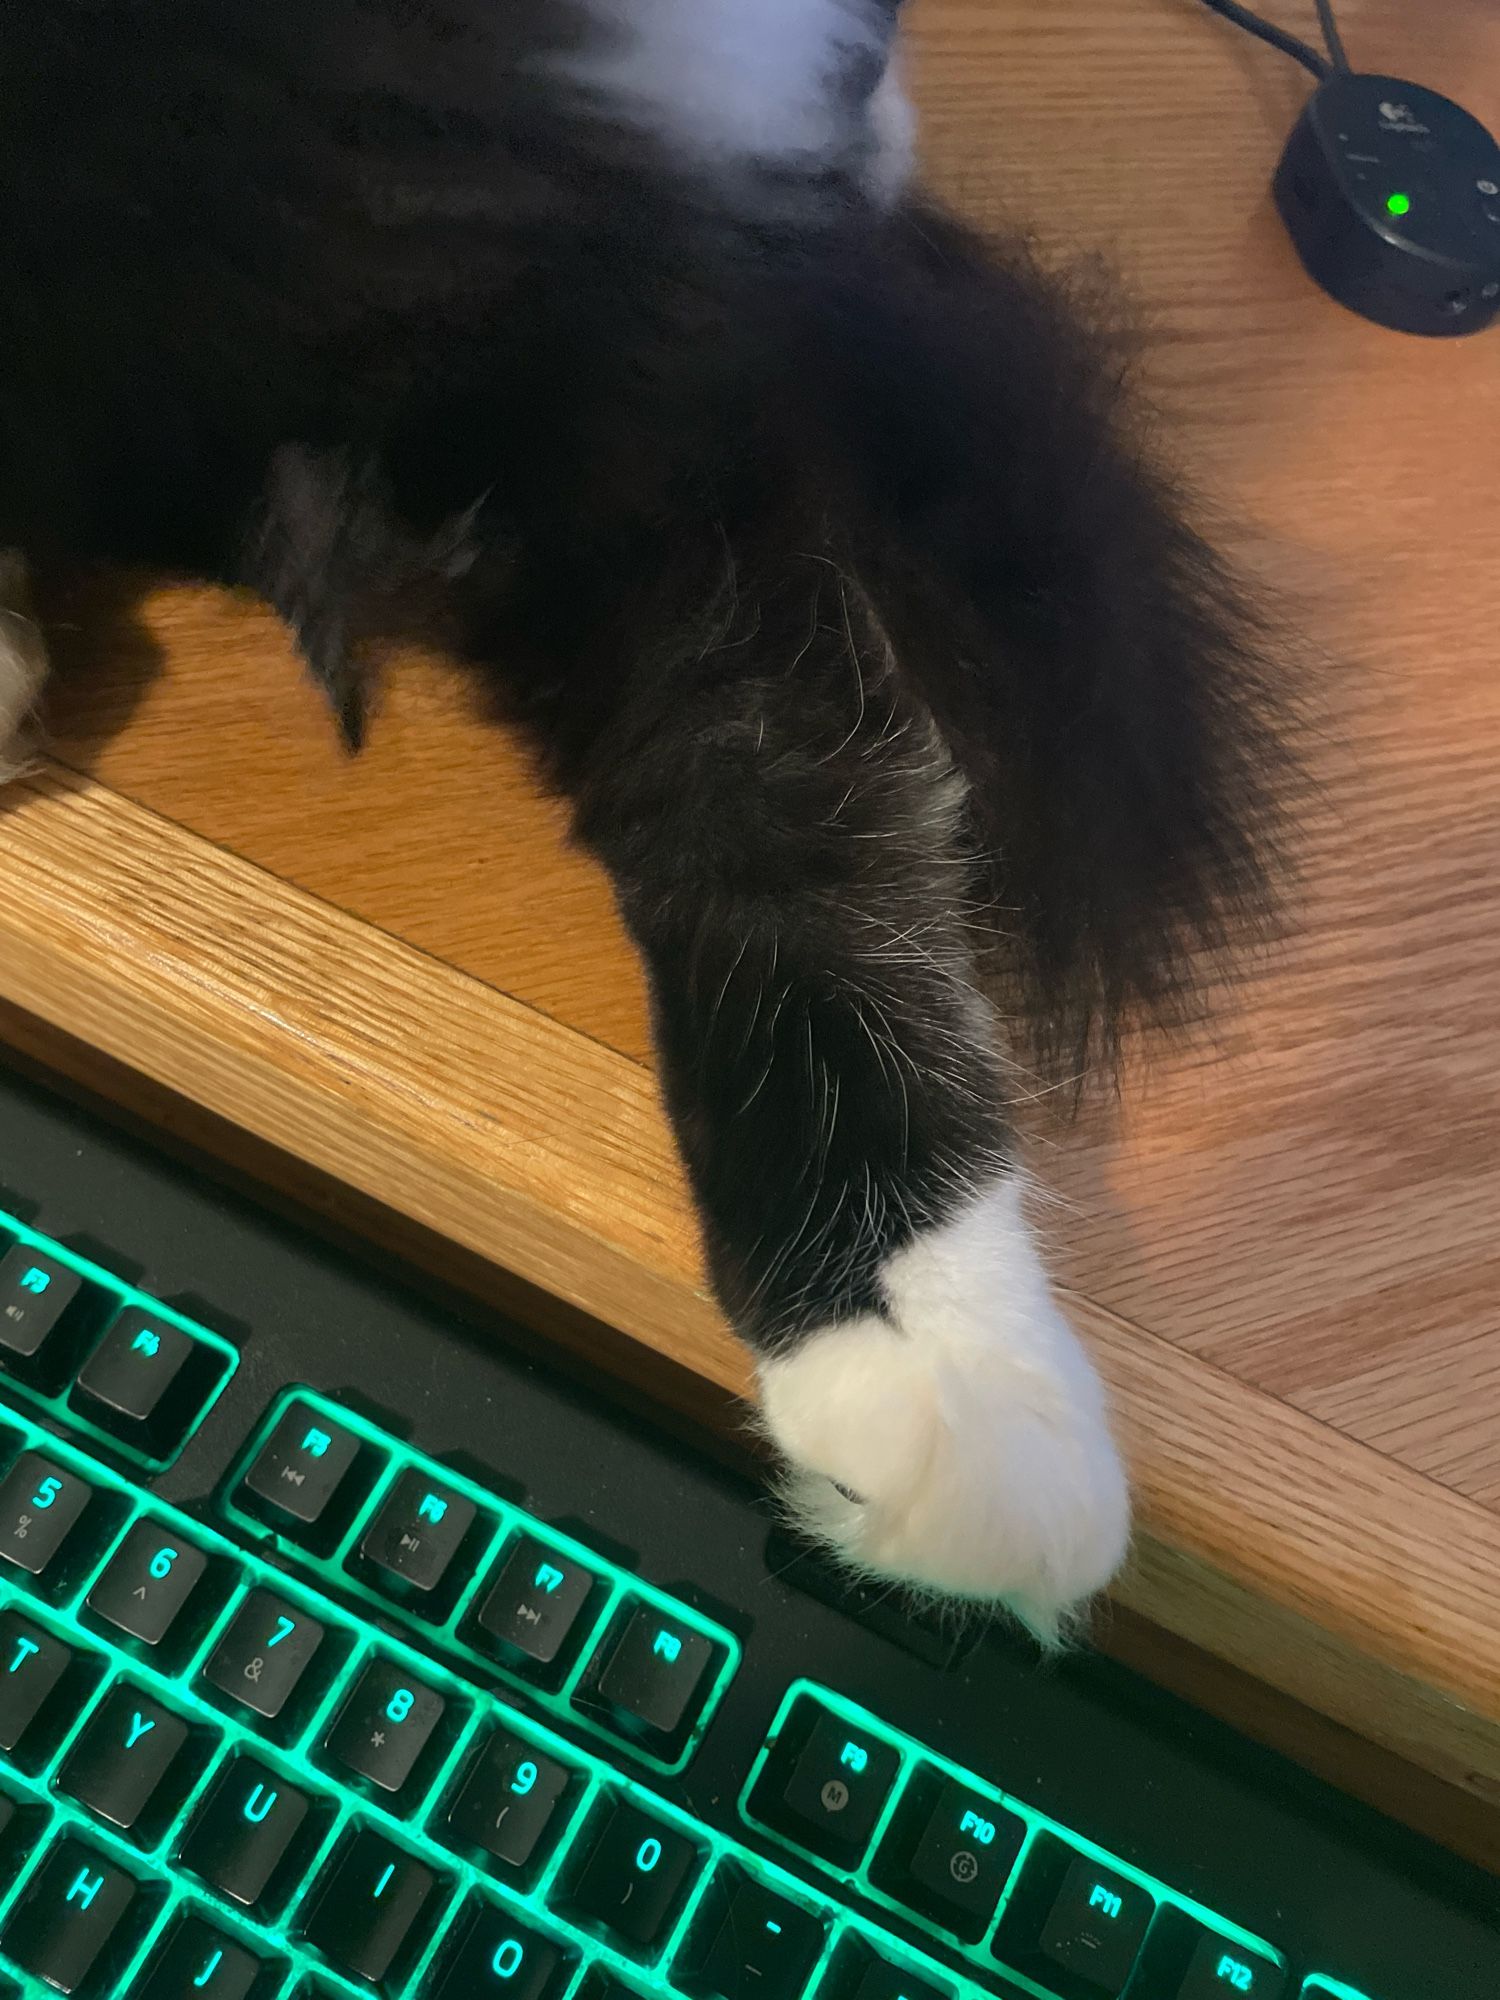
[0,1067,1494,2000]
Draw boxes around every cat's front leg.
[579,558,1129,1636]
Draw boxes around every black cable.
[1194,0,1329,81]
[1312,0,1351,70]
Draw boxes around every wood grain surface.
[3,0,1500,1815]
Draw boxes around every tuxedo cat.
[0,0,1288,1634]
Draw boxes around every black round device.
[1195,1,1500,337]
[1273,73,1500,337]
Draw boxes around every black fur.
[0,0,1291,1353]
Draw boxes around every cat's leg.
[0,551,48,785]
[577,555,1129,1635]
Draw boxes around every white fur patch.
[0,551,48,786]
[560,0,913,196]
[757,1180,1130,1638]
[865,57,917,206]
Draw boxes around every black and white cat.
[0,0,1288,1634]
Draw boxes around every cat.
[0,0,1288,1636]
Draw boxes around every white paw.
[756,1180,1130,1640]
[0,550,48,785]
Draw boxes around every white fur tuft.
[757,1180,1130,1639]
[0,551,48,786]
[560,0,914,197]
[865,57,917,206]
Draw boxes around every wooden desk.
[2,0,1499,1845]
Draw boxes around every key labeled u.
[242,1782,277,1824]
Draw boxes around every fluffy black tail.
[780,200,1296,1070]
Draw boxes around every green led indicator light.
[1386,191,1412,217]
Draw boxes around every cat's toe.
[755,1181,1130,1638]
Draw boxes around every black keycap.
[71,1309,221,1458]
[750,1698,900,1869]
[0,1451,94,1581]
[137,1913,271,2000]
[0,1245,86,1385]
[203,1590,327,1724]
[302,1828,444,1991]
[325,1660,446,1796]
[1175,1931,1285,2000]
[359,1469,477,1602]
[56,1682,197,1836]
[430,1904,572,2000]
[564,1800,700,1950]
[2,1835,145,1994]
[876,1773,1025,1941]
[442,1730,575,1880]
[0,1608,76,1758]
[240,1403,366,1543]
[587,1604,721,1757]
[679,1872,829,2000]
[846,1951,950,2000]
[1037,1860,1153,1995]
[86,1520,210,1648]
[473,1536,599,1684]
[181,1755,321,1915]
[0,1785,45,1876]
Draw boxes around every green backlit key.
[136,1913,273,1999]
[203,1590,328,1725]
[86,1519,211,1648]
[358,1468,478,1604]
[0,1608,77,1759]
[240,1403,368,1546]
[0,1450,95,1582]
[586,1603,722,1759]
[430,1903,574,2000]
[1175,1930,1286,1999]
[1036,1856,1154,1996]
[181,1755,323,1916]
[678,1870,830,2000]
[473,1534,600,1685]
[56,1681,200,1837]
[562,1799,702,1950]
[871,1769,1025,1941]
[324,1658,448,1796]
[2,1834,148,1993]
[300,1827,445,1990]
[441,1728,576,1881]
[71,1309,219,1458]
[0,1245,86,1387]
[749,1694,901,1870]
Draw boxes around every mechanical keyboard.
[0,1061,1494,2000]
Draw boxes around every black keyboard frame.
[0,1057,1495,1999]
